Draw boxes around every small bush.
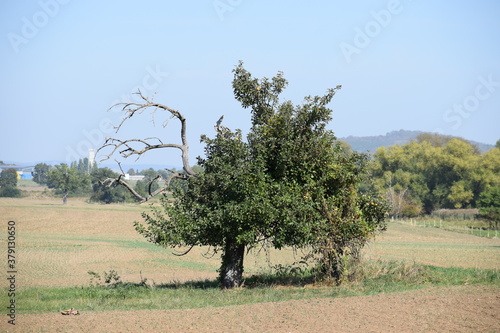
[401,204,422,217]
[88,270,122,288]
[0,186,21,197]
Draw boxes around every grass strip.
[7,260,499,314]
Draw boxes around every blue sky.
[1,0,499,167]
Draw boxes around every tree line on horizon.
[1,133,498,224]
[0,158,186,205]
[360,133,499,226]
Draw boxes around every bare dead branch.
[148,175,161,196]
[98,89,196,176]
[99,138,184,162]
[96,89,201,202]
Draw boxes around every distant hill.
[339,130,495,154]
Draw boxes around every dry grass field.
[1,197,499,332]
[364,221,500,269]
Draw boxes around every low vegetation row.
[0,161,182,204]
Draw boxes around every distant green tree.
[47,163,90,204]
[0,168,18,188]
[32,163,51,185]
[0,168,21,197]
[90,168,131,203]
[477,186,500,230]
[496,139,500,149]
[371,137,498,214]
[414,133,480,153]
[71,158,97,175]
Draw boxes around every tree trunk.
[220,240,245,289]
[62,190,68,205]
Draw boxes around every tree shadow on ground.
[155,272,318,290]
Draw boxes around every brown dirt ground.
[3,285,499,333]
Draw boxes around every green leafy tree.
[130,62,388,288]
[47,163,90,204]
[0,168,21,197]
[32,163,51,185]
[477,186,500,229]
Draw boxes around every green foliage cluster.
[477,186,500,229]
[46,163,90,204]
[136,62,389,288]
[370,133,500,216]
[32,163,51,185]
[0,168,21,197]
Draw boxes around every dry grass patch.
[363,221,500,269]
[1,198,499,290]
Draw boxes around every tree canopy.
[47,163,90,204]
[0,168,21,197]
[32,163,51,185]
[370,136,500,216]
[477,186,500,229]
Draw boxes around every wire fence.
[394,218,499,239]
